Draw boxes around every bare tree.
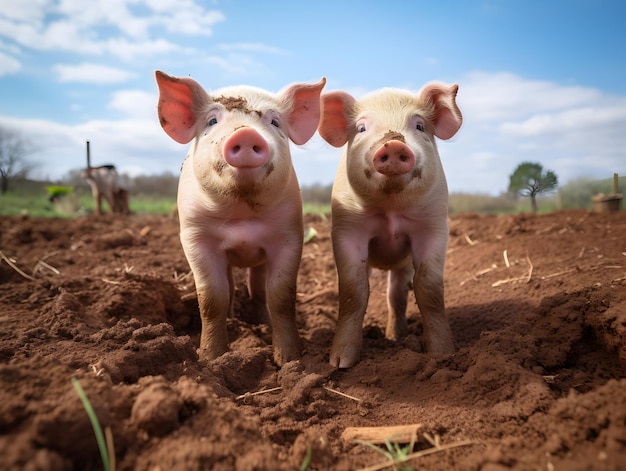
[0,126,36,194]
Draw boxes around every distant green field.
[0,182,325,218]
[0,190,65,217]
[302,203,330,217]
[0,185,177,217]
[447,192,559,215]
[1,174,622,218]
[1,189,554,218]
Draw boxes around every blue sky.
[1,0,625,194]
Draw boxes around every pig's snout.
[223,127,270,168]
[372,140,415,176]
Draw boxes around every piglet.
[155,71,326,365]
[318,83,462,368]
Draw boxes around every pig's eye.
[271,118,280,128]
[357,124,366,133]
[208,117,218,126]
[415,118,425,132]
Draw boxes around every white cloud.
[0,0,49,22]
[219,42,289,55]
[204,53,272,79]
[0,0,225,60]
[54,63,136,84]
[105,37,186,62]
[108,90,157,120]
[156,7,225,36]
[55,0,146,37]
[501,103,626,141]
[0,51,21,76]
[460,71,603,121]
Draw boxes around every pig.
[318,83,462,368]
[155,71,326,365]
[82,165,130,215]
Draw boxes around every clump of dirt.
[0,209,625,470]
[215,95,261,116]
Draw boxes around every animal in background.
[155,70,325,365]
[318,83,463,368]
[82,165,130,215]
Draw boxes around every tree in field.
[508,161,558,213]
[0,126,36,194]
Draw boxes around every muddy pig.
[318,83,462,368]
[155,71,326,365]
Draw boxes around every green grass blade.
[71,377,110,471]
[299,444,312,471]
[303,226,317,244]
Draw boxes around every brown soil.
[1,209,625,471]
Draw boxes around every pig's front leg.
[385,263,413,340]
[330,234,370,368]
[265,241,303,366]
[196,283,231,360]
[184,241,232,360]
[413,250,455,354]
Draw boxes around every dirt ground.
[1,208,625,471]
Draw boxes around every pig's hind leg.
[385,263,413,340]
[246,265,270,325]
[94,190,104,215]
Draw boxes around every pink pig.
[318,83,462,368]
[155,71,326,365]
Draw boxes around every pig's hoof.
[197,345,229,362]
[428,338,456,355]
[329,348,360,369]
[273,346,302,367]
[385,321,409,341]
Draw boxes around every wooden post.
[86,140,91,169]
[613,173,619,195]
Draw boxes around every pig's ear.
[318,91,356,148]
[281,77,327,145]
[155,70,209,144]
[421,83,463,140]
